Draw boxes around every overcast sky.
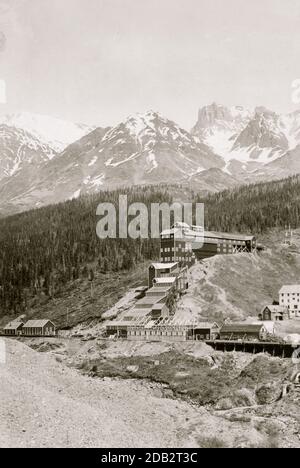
[0,0,300,129]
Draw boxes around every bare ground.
[2,338,299,448]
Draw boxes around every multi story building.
[160,223,196,267]
[160,223,256,263]
[148,262,188,292]
[279,285,300,318]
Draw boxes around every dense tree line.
[1,175,300,317]
[0,186,172,316]
[198,175,300,234]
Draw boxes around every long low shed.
[219,323,268,341]
[127,320,220,342]
[22,320,56,336]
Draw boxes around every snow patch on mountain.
[192,103,300,170]
[0,112,95,152]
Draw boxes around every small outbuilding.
[259,305,289,321]
[3,321,24,336]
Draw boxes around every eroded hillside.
[176,230,300,322]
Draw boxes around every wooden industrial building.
[279,285,300,318]
[127,318,220,342]
[22,320,56,337]
[160,223,256,263]
[259,305,289,321]
[160,223,196,267]
[219,323,268,342]
[106,309,152,339]
[3,321,24,336]
[148,262,188,293]
[192,231,256,261]
[148,262,179,288]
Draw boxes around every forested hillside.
[1,175,300,323]
[201,175,300,233]
[0,186,172,318]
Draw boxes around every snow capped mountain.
[97,110,223,176]
[1,105,300,216]
[0,112,95,152]
[192,103,300,178]
[231,107,289,164]
[42,110,224,199]
[0,124,56,182]
[279,110,300,149]
[0,111,225,213]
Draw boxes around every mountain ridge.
[1,105,300,215]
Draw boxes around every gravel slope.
[0,338,205,448]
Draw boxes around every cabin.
[219,323,268,342]
[3,321,24,336]
[259,305,289,322]
[22,320,56,337]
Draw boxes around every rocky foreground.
[1,338,299,448]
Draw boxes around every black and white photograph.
[0,0,300,451]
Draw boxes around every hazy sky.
[0,0,300,129]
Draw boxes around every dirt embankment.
[177,229,300,322]
[5,339,300,447]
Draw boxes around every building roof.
[23,320,54,328]
[160,224,254,243]
[135,286,148,292]
[220,323,264,333]
[106,309,152,327]
[135,296,166,306]
[250,321,275,334]
[146,286,171,294]
[262,305,288,314]
[4,321,24,330]
[150,262,178,270]
[153,277,176,284]
[154,317,219,328]
[130,308,153,315]
[204,231,255,242]
[161,225,204,242]
[151,303,166,311]
[279,285,300,294]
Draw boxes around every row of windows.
[280,298,300,303]
[217,247,233,253]
[281,293,300,296]
[129,330,186,336]
[280,302,299,310]
[161,247,191,253]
